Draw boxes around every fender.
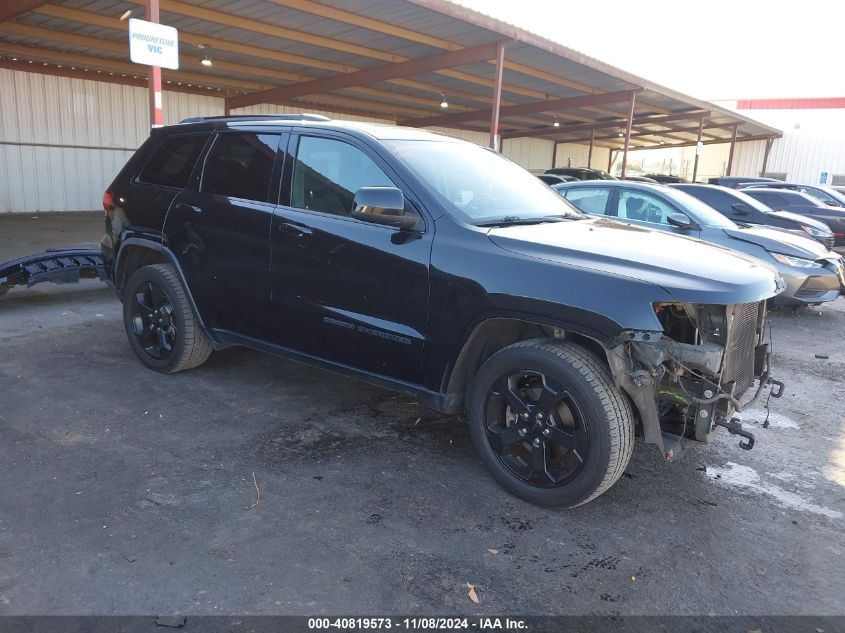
[438,306,635,411]
[113,235,223,349]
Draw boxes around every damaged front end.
[607,301,784,461]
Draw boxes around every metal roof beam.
[119,0,668,119]
[0,41,269,91]
[227,41,505,110]
[31,4,559,123]
[264,0,669,112]
[399,89,640,127]
[0,0,46,22]
[558,124,727,145]
[500,110,713,139]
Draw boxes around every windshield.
[728,188,779,214]
[383,139,583,223]
[803,186,845,206]
[660,187,738,229]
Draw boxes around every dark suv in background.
[672,183,835,249]
[708,176,782,188]
[741,188,845,247]
[102,115,783,508]
[544,167,617,181]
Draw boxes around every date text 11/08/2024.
[307,617,528,630]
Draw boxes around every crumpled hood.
[723,225,828,259]
[487,217,783,305]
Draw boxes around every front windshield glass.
[729,188,779,214]
[383,139,583,223]
[660,187,738,229]
[802,186,845,206]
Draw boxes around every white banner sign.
[129,18,179,70]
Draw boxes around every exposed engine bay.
[607,301,783,460]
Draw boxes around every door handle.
[278,222,313,237]
[175,202,203,215]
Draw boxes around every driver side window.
[291,136,395,217]
[616,190,676,225]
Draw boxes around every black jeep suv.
[102,115,784,508]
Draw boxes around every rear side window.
[564,188,610,215]
[138,134,207,188]
[201,133,279,202]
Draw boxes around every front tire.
[467,339,634,508]
[122,263,212,373]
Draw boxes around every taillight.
[102,189,116,217]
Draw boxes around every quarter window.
[201,133,279,202]
[138,134,207,188]
[616,190,676,225]
[291,136,394,216]
[563,188,610,215]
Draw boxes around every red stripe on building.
[737,97,845,110]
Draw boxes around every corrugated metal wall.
[715,103,845,184]
[503,137,554,171]
[1,68,577,212]
[424,126,488,145]
[732,133,845,184]
[731,140,769,178]
[678,144,729,183]
[0,68,224,213]
[553,143,611,171]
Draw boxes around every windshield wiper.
[476,215,571,227]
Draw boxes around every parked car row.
[553,180,845,306]
[672,184,836,250]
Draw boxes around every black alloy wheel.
[485,370,590,488]
[130,279,177,360]
[122,264,212,373]
[467,339,635,508]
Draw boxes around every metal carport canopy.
[0,0,781,174]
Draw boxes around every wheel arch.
[115,237,220,348]
[442,311,626,413]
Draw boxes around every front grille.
[722,302,759,398]
[824,235,835,251]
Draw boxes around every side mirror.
[731,202,750,215]
[667,213,694,230]
[351,187,418,230]
[824,200,839,207]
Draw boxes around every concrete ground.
[0,212,844,616]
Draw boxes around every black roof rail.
[179,114,331,124]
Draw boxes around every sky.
[456,0,845,101]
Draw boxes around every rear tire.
[467,339,634,508]
[122,264,212,373]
